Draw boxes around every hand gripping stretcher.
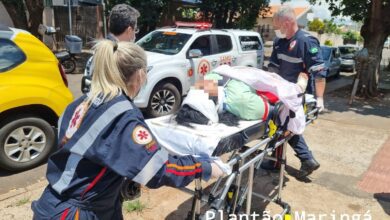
[142,94,319,220]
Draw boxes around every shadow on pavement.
[374,193,390,215]
[0,169,20,177]
[322,70,390,119]
[165,169,291,219]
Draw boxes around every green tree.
[198,0,270,29]
[342,30,362,44]
[324,39,333,46]
[307,0,390,97]
[323,19,342,34]
[308,18,325,33]
[2,0,44,37]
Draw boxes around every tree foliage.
[2,0,44,37]
[307,0,390,97]
[106,0,270,33]
[308,18,342,35]
[198,0,270,29]
[342,30,363,43]
[308,18,324,33]
[324,39,333,46]
[323,19,342,34]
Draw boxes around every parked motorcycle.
[40,25,82,74]
[55,50,77,73]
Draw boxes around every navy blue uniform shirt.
[269,29,326,93]
[32,93,211,220]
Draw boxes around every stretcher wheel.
[120,179,141,201]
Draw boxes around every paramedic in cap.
[267,5,325,177]
[32,40,224,219]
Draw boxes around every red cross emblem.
[66,102,87,139]
[200,64,208,75]
[132,126,153,145]
[198,60,210,76]
[70,109,81,128]
[137,130,149,140]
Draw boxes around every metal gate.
[53,5,103,48]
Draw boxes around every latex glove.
[316,96,324,112]
[211,163,226,179]
[296,73,309,93]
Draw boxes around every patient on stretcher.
[175,74,271,128]
[145,66,311,173]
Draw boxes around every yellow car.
[0,25,73,171]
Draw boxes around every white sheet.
[146,115,261,157]
[213,65,306,134]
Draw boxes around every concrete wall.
[42,7,56,49]
[307,31,345,47]
[255,17,275,42]
[0,2,14,27]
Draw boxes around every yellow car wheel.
[0,116,56,171]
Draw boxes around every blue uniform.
[269,29,326,93]
[269,29,326,161]
[32,93,211,220]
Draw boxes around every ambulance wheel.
[147,82,181,117]
[0,116,56,171]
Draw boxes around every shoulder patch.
[310,47,319,54]
[65,102,88,139]
[132,126,153,145]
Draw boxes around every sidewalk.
[0,75,389,219]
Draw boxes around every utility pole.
[68,0,72,35]
[102,0,107,38]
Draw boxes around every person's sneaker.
[298,158,320,177]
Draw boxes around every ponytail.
[87,40,147,104]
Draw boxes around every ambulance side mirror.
[188,49,203,59]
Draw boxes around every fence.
[53,5,103,49]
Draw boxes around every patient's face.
[194,80,218,98]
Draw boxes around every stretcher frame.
[181,106,319,220]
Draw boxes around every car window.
[239,36,262,51]
[0,39,26,72]
[332,49,338,58]
[189,35,212,56]
[216,35,232,53]
[321,47,331,60]
[137,31,191,55]
[339,46,358,55]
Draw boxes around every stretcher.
[141,94,319,219]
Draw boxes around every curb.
[0,180,46,202]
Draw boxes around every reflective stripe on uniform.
[132,148,169,185]
[277,54,303,64]
[58,113,64,137]
[70,101,132,156]
[270,61,280,67]
[52,100,132,194]
[52,154,83,193]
